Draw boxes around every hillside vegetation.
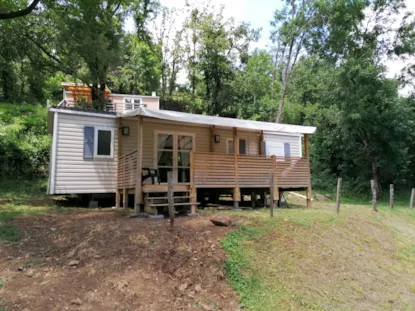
[0,103,50,179]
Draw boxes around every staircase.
[143,190,200,215]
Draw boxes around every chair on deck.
[142,168,160,184]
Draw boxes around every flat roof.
[121,107,316,134]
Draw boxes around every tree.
[0,0,41,20]
[270,0,317,123]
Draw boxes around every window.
[124,97,146,110]
[284,143,291,158]
[155,132,195,183]
[157,134,174,183]
[227,139,246,154]
[94,128,114,158]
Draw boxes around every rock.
[17,266,24,271]
[210,214,232,227]
[43,268,50,272]
[50,228,56,232]
[21,309,30,311]
[201,303,213,311]
[324,194,333,200]
[194,284,202,292]
[71,298,82,305]
[25,269,34,277]
[179,283,188,292]
[314,194,326,201]
[68,260,79,266]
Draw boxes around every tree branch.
[0,0,41,20]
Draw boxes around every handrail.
[57,99,66,107]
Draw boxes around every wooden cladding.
[117,149,137,189]
[193,152,310,189]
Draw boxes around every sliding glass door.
[156,132,194,183]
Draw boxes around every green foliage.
[221,225,267,308]
[0,103,50,179]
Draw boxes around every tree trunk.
[275,81,288,123]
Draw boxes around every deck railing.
[192,152,310,189]
[117,149,137,189]
[117,151,310,191]
[57,100,146,114]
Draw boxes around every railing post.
[233,127,240,208]
[304,134,312,208]
[134,116,143,213]
[270,172,275,217]
[168,171,175,228]
[190,151,197,214]
[271,155,279,202]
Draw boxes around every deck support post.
[123,189,128,208]
[251,191,256,208]
[190,151,197,214]
[116,117,122,209]
[233,127,240,208]
[304,134,312,208]
[116,189,121,209]
[134,116,143,213]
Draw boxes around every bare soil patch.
[0,210,238,311]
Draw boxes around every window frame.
[94,127,114,159]
[226,138,246,154]
[153,130,196,184]
[123,97,146,110]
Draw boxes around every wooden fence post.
[371,180,378,212]
[270,172,274,218]
[168,171,174,228]
[410,188,415,209]
[390,184,394,209]
[336,178,342,214]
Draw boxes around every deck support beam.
[134,116,143,213]
[233,127,240,208]
[123,188,128,208]
[304,134,312,208]
[116,189,121,209]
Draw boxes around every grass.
[0,204,68,243]
[222,198,415,311]
[0,178,48,200]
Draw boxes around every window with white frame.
[124,97,146,110]
[94,128,114,158]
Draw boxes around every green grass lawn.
[222,198,415,311]
[0,178,48,200]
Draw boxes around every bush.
[0,103,51,179]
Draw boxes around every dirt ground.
[0,210,239,311]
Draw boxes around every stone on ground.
[210,214,232,227]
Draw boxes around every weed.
[0,280,5,288]
[0,224,21,243]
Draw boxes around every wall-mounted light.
[214,135,220,143]
[122,126,130,136]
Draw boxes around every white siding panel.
[54,113,118,194]
[263,133,302,157]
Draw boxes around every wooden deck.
[117,151,310,191]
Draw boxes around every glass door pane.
[157,134,174,182]
[177,135,193,183]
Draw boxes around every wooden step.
[150,202,200,207]
[146,196,192,200]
